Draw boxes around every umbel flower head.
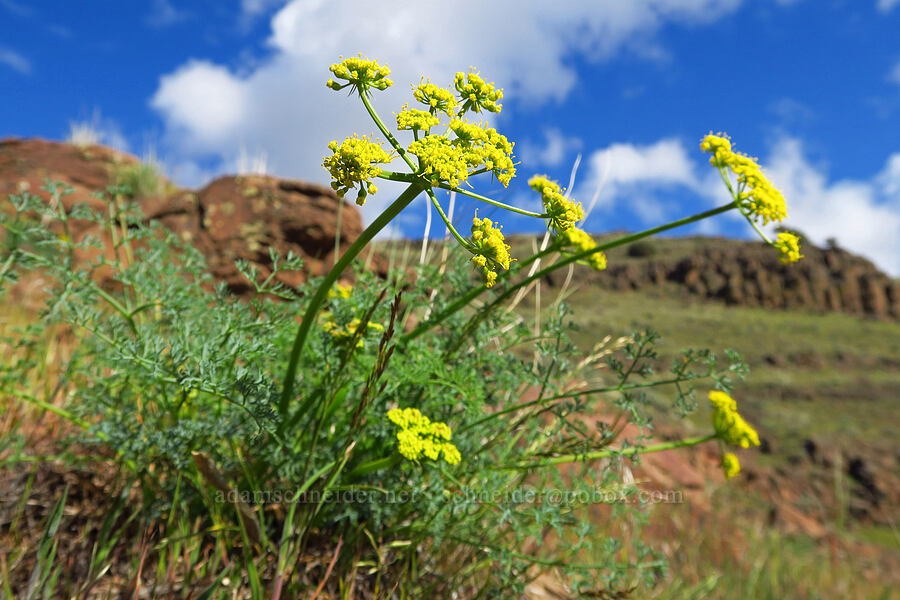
[413,80,458,116]
[449,119,516,187]
[773,231,803,264]
[396,104,441,133]
[407,135,470,188]
[454,71,503,114]
[528,174,584,233]
[709,390,760,449]
[322,135,393,205]
[327,55,393,95]
[557,227,607,271]
[469,212,513,287]
[387,408,461,465]
[701,133,787,225]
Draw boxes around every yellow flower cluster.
[701,133,787,225]
[528,174,584,233]
[396,105,441,132]
[322,315,384,348]
[413,80,458,116]
[721,452,741,479]
[407,135,470,188]
[470,212,512,287]
[709,390,760,449]
[327,55,393,93]
[387,408,461,465]
[449,119,516,187]
[328,283,353,299]
[773,231,803,264]
[323,136,393,205]
[454,71,503,114]
[558,227,607,271]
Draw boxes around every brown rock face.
[0,138,365,296]
[157,175,362,294]
[563,236,900,320]
[0,137,147,213]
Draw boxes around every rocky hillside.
[0,137,364,295]
[518,233,900,320]
[3,137,898,320]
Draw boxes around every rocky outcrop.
[552,236,900,320]
[0,137,364,295]
[148,175,363,294]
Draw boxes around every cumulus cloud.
[578,135,900,275]
[767,138,900,275]
[152,60,248,151]
[150,0,747,222]
[877,0,900,13]
[580,138,720,213]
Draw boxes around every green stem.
[359,93,419,173]
[378,170,417,183]
[347,453,402,478]
[434,182,546,218]
[458,377,687,434]
[4,387,95,434]
[499,434,717,470]
[426,189,474,252]
[716,167,772,244]
[278,182,425,418]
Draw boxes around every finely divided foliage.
[0,55,801,597]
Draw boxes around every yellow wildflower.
[454,71,503,114]
[700,133,787,225]
[407,135,470,188]
[386,408,461,465]
[328,283,353,299]
[528,175,561,195]
[721,452,741,479]
[527,174,583,232]
[327,55,393,93]
[396,104,441,132]
[558,227,607,271]
[323,135,393,205]
[413,80,458,116]
[543,187,584,233]
[773,232,803,264]
[321,314,383,348]
[449,118,516,187]
[470,212,513,287]
[709,390,760,449]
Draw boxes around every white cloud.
[767,138,900,275]
[151,60,248,151]
[581,138,712,215]
[0,47,30,74]
[578,135,900,276]
[519,128,582,168]
[151,0,748,222]
[877,0,900,13]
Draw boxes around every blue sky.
[2,0,899,273]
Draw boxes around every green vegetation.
[2,55,895,599]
